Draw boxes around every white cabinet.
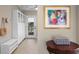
[12,10,25,44]
[17,23,25,44]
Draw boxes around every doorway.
[25,16,37,39]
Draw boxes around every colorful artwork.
[45,6,70,28]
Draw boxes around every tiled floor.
[13,39,39,54]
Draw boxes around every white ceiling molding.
[18,5,38,11]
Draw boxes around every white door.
[25,16,37,38]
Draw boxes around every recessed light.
[35,7,38,10]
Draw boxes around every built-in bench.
[1,39,18,54]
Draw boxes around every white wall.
[0,5,19,42]
[0,6,12,43]
[76,6,79,43]
[23,10,37,16]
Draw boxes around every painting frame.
[44,6,71,29]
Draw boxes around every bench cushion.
[53,36,70,45]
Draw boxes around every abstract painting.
[44,6,70,28]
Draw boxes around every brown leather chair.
[46,40,79,54]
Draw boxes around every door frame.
[25,16,37,39]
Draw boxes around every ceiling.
[18,5,38,12]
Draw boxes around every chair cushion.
[53,36,70,45]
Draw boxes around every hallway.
[13,39,38,54]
